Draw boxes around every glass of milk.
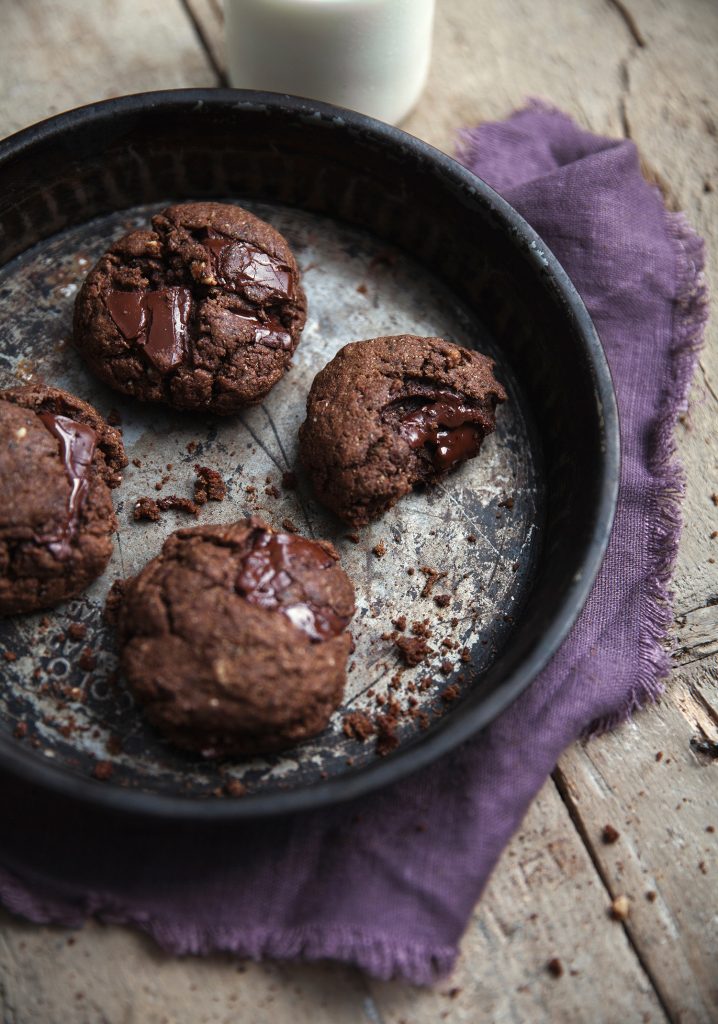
[224,0,436,125]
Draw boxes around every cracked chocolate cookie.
[0,383,127,615]
[108,517,355,757]
[73,202,307,414]
[299,335,507,526]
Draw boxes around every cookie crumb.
[282,518,299,533]
[224,779,247,798]
[345,532,360,544]
[442,683,460,701]
[392,615,407,632]
[342,712,375,741]
[395,636,431,666]
[194,465,227,504]
[609,895,630,921]
[133,496,161,522]
[187,441,198,454]
[645,890,657,902]
[420,566,447,598]
[373,541,386,558]
[264,484,280,499]
[375,713,400,756]
[92,760,113,781]
[2,650,17,662]
[546,958,563,978]
[13,722,28,739]
[601,824,620,844]
[78,648,96,672]
[67,623,87,642]
[106,735,123,756]
[157,495,199,516]
[434,593,451,608]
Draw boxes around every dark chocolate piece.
[236,526,351,641]
[37,413,97,559]
[203,233,294,300]
[106,287,191,374]
[397,392,486,471]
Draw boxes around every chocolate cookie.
[73,202,307,414]
[109,517,355,757]
[299,335,507,526]
[0,383,127,615]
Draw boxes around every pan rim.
[0,89,620,821]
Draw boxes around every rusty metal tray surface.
[0,91,619,820]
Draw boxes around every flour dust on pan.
[0,201,541,799]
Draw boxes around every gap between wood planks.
[181,0,226,84]
[551,764,675,1024]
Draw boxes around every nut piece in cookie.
[110,517,355,757]
[73,202,307,414]
[298,335,506,526]
[0,383,127,615]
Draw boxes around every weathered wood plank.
[0,910,374,1024]
[620,0,718,617]
[0,0,217,140]
[370,780,667,1023]
[555,662,718,1024]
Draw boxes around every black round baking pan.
[0,90,619,820]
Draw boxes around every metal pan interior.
[0,93,619,819]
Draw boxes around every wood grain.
[0,0,216,138]
[370,781,666,1024]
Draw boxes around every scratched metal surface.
[0,201,541,798]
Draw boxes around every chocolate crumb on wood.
[547,958,564,978]
[602,824,621,844]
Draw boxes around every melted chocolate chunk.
[203,233,293,301]
[38,413,97,559]
[235,528,348,641]
[106,288,191,374]
[398,393,485,471]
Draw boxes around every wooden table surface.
[0,2,716,1022]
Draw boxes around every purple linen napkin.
[0,104,707,984]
